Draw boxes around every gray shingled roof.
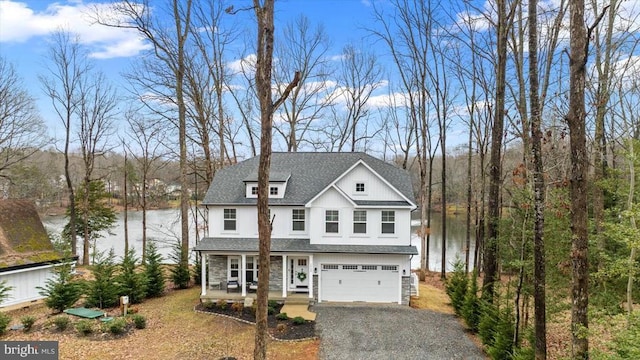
[203,152,416,206]
[193,237,418,255]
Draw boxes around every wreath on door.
[296,270,307,282]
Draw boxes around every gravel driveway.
[314,305,486,360]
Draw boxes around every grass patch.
[410,283,455,314]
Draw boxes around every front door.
[290,257,309,290]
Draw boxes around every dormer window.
[251,186,258,195]
[270,187,278,195]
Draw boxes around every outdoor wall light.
[402,269,406,275]
[314,267,317,274]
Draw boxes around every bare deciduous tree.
[39,30,91,259]
[248,0,300,357]
[273,15,333,152]
[371,0,440,274]
[567,0,592,356]
[0,56,48,187]
[329,44,383,152]
[94,0,193,268]
[125,110,168,262]
[76,71,118,265]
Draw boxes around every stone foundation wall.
[401,276,411,305]
[268,256,283,292]
[208,255,226,289]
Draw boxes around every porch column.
[282,255,287,298]
[241,254,247,297]
[308,254,314,299]
[200,252,207,296]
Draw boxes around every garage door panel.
[320,264,399,303]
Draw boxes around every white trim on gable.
[305,159,417,208]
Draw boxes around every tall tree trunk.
[175,0,192,269]
[82,177,91,265]
[465,98,475,273]
[124,148,129,256]
[251,2,300,358]
[253,2,275,357]
[483,0,508,301]
[440,133,447,279]
[529,0,547,356]
[592,0,617,272]
[567,0,590,357]
[625,136,637,325]
[64,138,77,258]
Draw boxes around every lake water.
[42,209,475,271]
[41,209,199,264]
[411,213,476,271]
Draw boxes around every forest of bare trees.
[1,0,640,358]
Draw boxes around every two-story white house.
[194,152,418,305]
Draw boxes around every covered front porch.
[198,252,316,301]
[200,290,310,303]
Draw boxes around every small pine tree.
[116,248,147,304]
[170,240,190,289]
[0,280,13,305]
[478,300,499,347]
[445,260,468,314]
[192,252,202,285]
[85,249,120,308]
[487,307,515,359]
[461,271,481,332]
[37,259,83,313]
[144,242,165,298]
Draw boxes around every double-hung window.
[353,210,367,234]
[228,257,239,279]
[381,210,395,234]
[325,210,339,233]
[223,208,236,231]
[292,209,305,231]
[245,256,259,282]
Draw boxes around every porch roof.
[194,237,418,255]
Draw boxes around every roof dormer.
[243,171,290,199]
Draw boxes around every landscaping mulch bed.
[195,301,316,341]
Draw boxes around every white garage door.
[320,264,399,303]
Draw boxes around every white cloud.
[0,0,151,58]
[227,54,256,74]
[367,91,409,108]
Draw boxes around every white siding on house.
[334,163,407,202]
[308,188,413,246]
[208,206,310,239]
[0,264,59,307]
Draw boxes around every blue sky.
[0,0,385,143]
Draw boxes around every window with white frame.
[325,210,339,233]
[223,208,236,231]
[355,182,365,193]
[245,256,258,282]
[292,209,305,231]
[353,210,367,234]
[228,257,239,279]
[251,186,258,195]
[270,186,278,195]
[381,210,395,234]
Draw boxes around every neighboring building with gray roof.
[194,152,418,305]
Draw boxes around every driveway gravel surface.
[315,304,486,360]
